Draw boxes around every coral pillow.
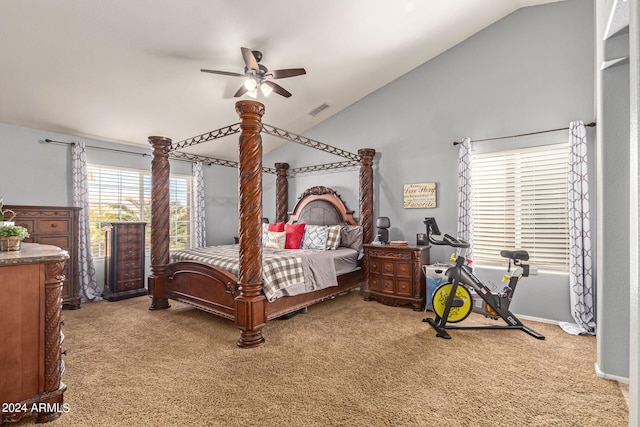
[268,222,285,232]
[285,223,306,249]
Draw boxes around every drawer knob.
[51,223,58,228]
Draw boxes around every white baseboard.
[594,362,629,384]
[515,314,560,325]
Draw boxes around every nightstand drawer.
[382,261,396,276]
[368,275,382,292]
[369,259,381,275]
[382,278,394,294]
[396,262,412,278]
[396,279,412,296]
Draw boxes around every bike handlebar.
[428,233,471,248]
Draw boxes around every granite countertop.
[0,243,69,266]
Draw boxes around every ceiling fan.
[201,47,306,98]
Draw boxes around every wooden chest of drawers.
[103,222,147,301]
[7,205,81,309]
[363,244,430,311]
[0,244,68,424]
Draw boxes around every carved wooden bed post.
[148,136,173,310]
[275,162,289,223]
[358,148,376,245]
[235,100,267,348]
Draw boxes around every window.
[471,143,569,271]
[87,164,193,257]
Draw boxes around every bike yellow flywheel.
[432,283,473,323]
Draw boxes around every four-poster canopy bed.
[147,100,376,348]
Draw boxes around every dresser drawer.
[117,234,142,243]
[120,260,143,270]
[117,251,143,262]
[38,219,70,235]
[117,269,143,282]
[117,225,144,235]
[38,235,70,250]
[116,279,145,292]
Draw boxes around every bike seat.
[500,250,529,261]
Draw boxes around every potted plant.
[0,224,30,251]
[0,197,16,226]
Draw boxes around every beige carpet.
[16,290,627,426]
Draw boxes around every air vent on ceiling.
[308,103,330,117]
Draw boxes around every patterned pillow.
[302,225,328,250]
[325,225,342,250]
[265,231,286,249]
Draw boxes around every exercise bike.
[422,218,544,340]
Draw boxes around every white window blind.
[471,143,570,271]
[87,164,192,257]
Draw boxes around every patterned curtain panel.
[559,121,595,335]
[193,161,206,248]
[72,142,100,301]
[457,137,473,260]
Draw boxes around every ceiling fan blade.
[241,47,259,71]
[267,68,307,79]
[233,85,249,97]
[201,69,245,77]
[263,80,292,98]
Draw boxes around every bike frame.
[425,250,545,340]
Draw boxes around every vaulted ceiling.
[0,0,561,160]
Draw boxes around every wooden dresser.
[103,222,147,301]
[0,244,68,424]
[363,244,430,311]
[6,205,82,309]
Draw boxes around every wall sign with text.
[403,182,437,208]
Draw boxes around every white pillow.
[265,231,286,249]
[261,223,269,247]
[302,225,328,250]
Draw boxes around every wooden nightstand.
[363,244,430,311]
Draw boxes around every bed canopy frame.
[147,100,375,348]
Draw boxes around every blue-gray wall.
[266,0,595,324]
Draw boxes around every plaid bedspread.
[170,245,305,302]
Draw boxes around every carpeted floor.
[14,290,628,426]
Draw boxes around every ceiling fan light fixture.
[260,83,273,97]
[244,78,258,92]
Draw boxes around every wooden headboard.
[287,186,357,226]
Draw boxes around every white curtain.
[560,121,596,335]
[72,142,100,301]
[457,137,473,260]
[193,161,206,248]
